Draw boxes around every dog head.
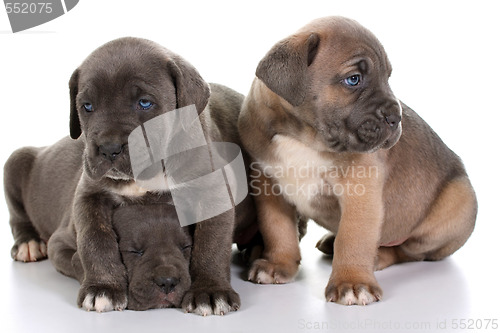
[113,204,192,310]
[69,37,210,180]
[256,16,402,153]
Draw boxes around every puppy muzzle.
[99,143,125,162]
[353,98,402,151]
[83,139,134,180]
[357,112,401,145]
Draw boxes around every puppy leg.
[248,173,301,284]
[376,177,477,270]
[325,167,385,306]
[4,148,47,262]
[375,246,418,270]
[47,225,83,282]
[182,209,240,316]
[73,189,128,312]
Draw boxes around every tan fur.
[248,171,301,284]
[238,16,477,305]
[377,177,477,270]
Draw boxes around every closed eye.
[181,244,192,252]
[128,249,144,256]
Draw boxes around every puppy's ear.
[167,55,210,115]
[256,32,320,106]
[69,68,81,139]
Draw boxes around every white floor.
[1,216,497,333]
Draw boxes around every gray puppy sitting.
[4,37,257,315]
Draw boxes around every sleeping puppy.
[238,17,477,305]
[113,203,192,310]
[69,202,192,310]
[4,37,256,315]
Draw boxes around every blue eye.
[83,103,93,112]
[138,99,153,110]
[344,75,361,86]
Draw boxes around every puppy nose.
[99,143,123,161]
[384,114,401,128]
[154,276,179,294]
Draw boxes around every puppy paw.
[11,240,47,262]
[248,258,298,284]
[315,233,335,256]
[181,287,240,316]
[78,285,127,312]
[325,280,382,306]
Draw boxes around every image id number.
[451,319,498,330]
[5,2,53,14]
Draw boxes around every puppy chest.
[255,135,344,218]
[111,182,149,197]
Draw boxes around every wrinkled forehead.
[77,39,171,92]
[304,17,392,73]
[77,65,159,101]
[113,205,186,237]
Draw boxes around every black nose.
[384,114,401,128]
[154,276,179,294]
[99,143,123,161]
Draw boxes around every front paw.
[11,240,47,262]
[315,233,335,256]
[181,286,240,316]
[78,285,127,312]
[248,258,299,284]
[325,278,382,306]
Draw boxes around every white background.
[1,1,499,332]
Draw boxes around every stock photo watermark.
[249,161,379,198]
[126,104,381,227]
[3,0,79,32]
[297,318,499,331]
[128,105,248,227]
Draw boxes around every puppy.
[113,204,192,310]
[4,37,256,315]
[68,202,192,310]
[238,17,477,305]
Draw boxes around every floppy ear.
[167,54,210,115]
[256,32,320,106]
[69,68,81,139]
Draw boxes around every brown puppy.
[4,37,256,315]
[238,16,477,305]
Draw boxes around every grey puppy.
[69,201,193,310]
[4,37,257,315]
[113,203,192,311]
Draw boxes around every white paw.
[189,298,233,316]
[213,297,232,316]
[192,303,213,316]
[255,270,275,284]
[182,288,240,316]
[338,287,378,306]
[248,259,298,284]
[82,293,126,312]
[14,240,47,262]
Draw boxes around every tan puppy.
[238,16,477,305]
